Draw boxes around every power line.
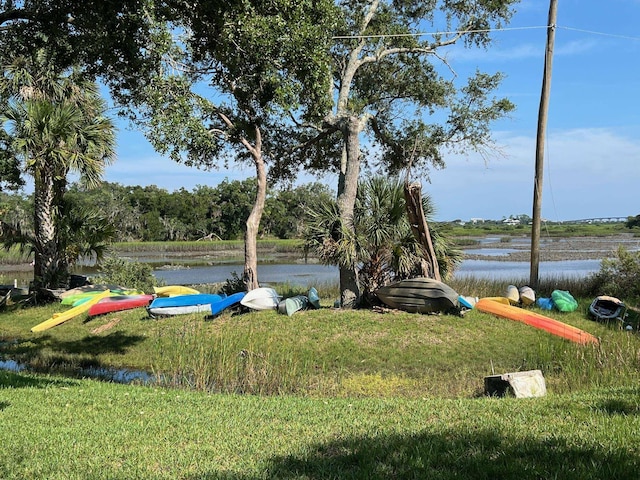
[332,25,548,40]
[332,24,640,42]
[557,25,640,41]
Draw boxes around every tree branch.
[360,31,466,66]
[289,126,339,153]
[0,8,37,26]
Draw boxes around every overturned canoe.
[505,285,520,305]
[210,292,245,316]
[374,277,459,314]
[308,287,321,309]
[518,286,536,306]
[148,292,245,317]
[476,298,598,345]
[241,287,280,311]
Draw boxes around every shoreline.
[1,234,637,276]
[461,234,639,263]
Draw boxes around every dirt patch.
[91,318,121,334]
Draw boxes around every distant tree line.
[627,215,640,229]
[0,180,334,243]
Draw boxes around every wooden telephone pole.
[530,0,558,289]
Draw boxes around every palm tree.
[304,175,462,306]
[1,55,115,289]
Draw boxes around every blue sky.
[105,0,640,222]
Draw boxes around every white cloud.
[426,127,640,221]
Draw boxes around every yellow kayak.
[153,285,200,297]
[31,290,111,332]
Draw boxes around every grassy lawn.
[1,373,639,479]
[1,283,640,478]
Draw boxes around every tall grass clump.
[530,332,640,393]
[0,245,33,265]
[93,256,158,292]
[151,319,321,395]
[588,246,640,301]
[450,275,599,301]
[111,239,304,255]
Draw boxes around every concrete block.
[484,369,547,398]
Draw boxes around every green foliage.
[95,255,157,293]
[29,180,335,242]
[626,214,640,229]
[57,195,116,267]
[218,271,246,296]
[0,1,167,104]
[589,246,640,300]
[1,52,115,288]
[305,175,462,304]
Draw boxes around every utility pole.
[530,0,558,290]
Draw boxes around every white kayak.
[241,287,280,311]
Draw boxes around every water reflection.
[2,258,603,288]
[153,263,339,286]
[0,358,155,385]
[455,259,601,280]
[150,258,602,285]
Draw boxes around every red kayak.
[88,294,155,317]
[476,297,599,345]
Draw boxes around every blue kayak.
[210,292,246,316]
[149,293,225,309]
[147,292,245,317]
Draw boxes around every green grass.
[0,245,33,265]
[0,373,639,479]
[444,221,629,237]
[1,281,639,398]
[2,277,640,478]
[111,238,304,254]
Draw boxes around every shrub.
[589,246,640,300]
[94,256,157,293]
[219,271,246,295]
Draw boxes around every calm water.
[149,258,602,286]
[1,255,604,288]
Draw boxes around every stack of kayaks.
[147,292,246,317]
[278,295,310,316]
[62,288,144,307]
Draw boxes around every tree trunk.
[33,165,66,289]
[243,128,266,291]
[404,181,441,281]
[336,115,364,308]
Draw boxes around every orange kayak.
[476,298,599,345]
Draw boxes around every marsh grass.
[111,239,304,254]
[0,245,32,265]
[152,319,315,395]
[2,275,639,399]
